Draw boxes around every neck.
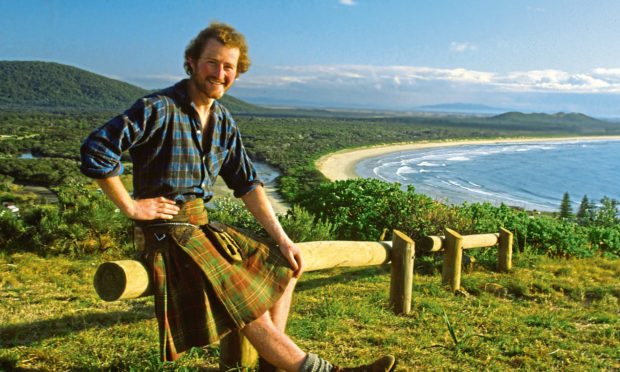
[187,80,214,128]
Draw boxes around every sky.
[3,0,620,117]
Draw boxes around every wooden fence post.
[442,228,463,293]
[497,227,513,272]
[219,329,258,371]
[389,230,415,315]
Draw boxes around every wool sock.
[299,353,334,372]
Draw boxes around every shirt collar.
[174,79,224,120]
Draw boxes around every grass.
[0,251,618,371]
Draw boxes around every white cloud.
[339,0,357,6]
[237,64,620,97]
[450,42,478,52]
[231,63,620,115]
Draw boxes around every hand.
[126,196,180,220]
[278,239,304,278]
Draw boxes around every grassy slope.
[1,252,617,371]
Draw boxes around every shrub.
[295,178,416,241]
[279,205,335,242]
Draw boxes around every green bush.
[295,178,417,241]
[207,196,264,236]
[3,182,132,256]
[0,206,25,249]
[279,205,335,242]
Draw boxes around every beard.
[189,72,231,100]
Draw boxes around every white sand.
[315,136,620,181]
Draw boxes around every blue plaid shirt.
[80,79,262,203]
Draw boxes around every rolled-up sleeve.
[80,99,150,179]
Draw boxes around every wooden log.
[417,233,499,253]
[301,240,392,272]
[219,329,258,371]
[441,228,464,292]
[93,260,151,301]
[497,227,513,272]
[389,230,415,315]
[93,240,393,302]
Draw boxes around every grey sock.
[299,353,334,372]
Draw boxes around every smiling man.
[80,22,395,372]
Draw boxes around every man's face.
[189,38,240,100]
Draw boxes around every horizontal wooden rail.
[417,232,500,253]
[94,240,392,302]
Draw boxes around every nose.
[215,64,225,79]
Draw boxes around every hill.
[0,60,273,114]
[0,61,151,112]
[492,111,605,126]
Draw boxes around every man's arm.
[96,176,179,220]
[240,185,304,278]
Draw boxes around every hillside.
[0,60,270,114]
[0,61,151,111]
[492,111,605,126]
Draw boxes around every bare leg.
[242,311,307,372]
[270,277,297,331]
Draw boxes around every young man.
[80,22,396,372]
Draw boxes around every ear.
[188,57,196,74]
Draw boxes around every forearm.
[241,185,303,277]
[240,185,290,245]
[95,176,135,216]
[95,176,179,220]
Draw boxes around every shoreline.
[315,135,620,181]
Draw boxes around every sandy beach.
[315,136,620,181]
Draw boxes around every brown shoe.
[332,355,397,372]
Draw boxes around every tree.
[576,195,595,224]
[594,196,619,227]
[559,192,573,219]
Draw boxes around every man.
[81,22,396,372]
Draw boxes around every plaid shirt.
[80,79,262,202]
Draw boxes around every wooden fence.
[417,227,514,293]
[93,228,511,369]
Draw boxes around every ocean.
[355,138,620,212]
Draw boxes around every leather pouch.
[203,222,243,263]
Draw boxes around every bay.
[355,139,620,212]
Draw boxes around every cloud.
[230,64,620,115]
[240,64,620,94]
[338,0,357,5]
[450,42,478,52]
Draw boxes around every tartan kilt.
[134,198,293,361]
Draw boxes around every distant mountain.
[491,111,605,126]
[416,103,508,114]
[0,60,268,114]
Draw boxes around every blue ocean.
[355,139,620,212]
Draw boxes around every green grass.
[1,252,618,371]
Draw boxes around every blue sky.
[3,0,620,117]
